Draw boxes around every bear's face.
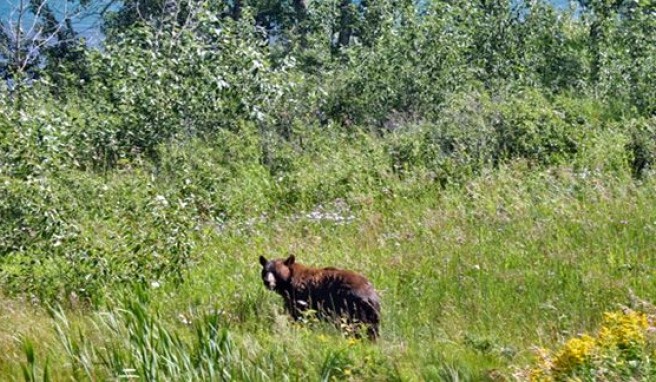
[259,255,295,291]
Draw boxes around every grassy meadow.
[2,149,656,380]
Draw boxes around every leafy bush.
[627,117,656,179]
[494,90,583,166]
[0,175,79,257]
[415,91,499,185]
[383,90,589,186]
[0,171,198,303]
[596,3,656,116]
[68,10,293,169]
[0,96,65,178]
[323,2,474,127]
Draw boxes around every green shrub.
[0,171,198,303]
[0,175,78,257]
[383,90,590,185]
[61,10,292,169]
[495,90,583,165]
[627,117,656,179]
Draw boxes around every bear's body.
[259,255,381,339]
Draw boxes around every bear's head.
[259,255,295,291]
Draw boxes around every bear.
[258,255,381,340]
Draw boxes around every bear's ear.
[259,256,268,267]
[283,255,295,267]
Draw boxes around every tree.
[104,0,193,37]
[0,0,102,93]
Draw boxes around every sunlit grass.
[2,161,655,380]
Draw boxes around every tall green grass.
[2,160,655,380]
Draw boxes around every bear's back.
[293,265,379,309]
[298,266,374,291]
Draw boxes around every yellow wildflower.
[552,334,596,372]
[529,346,554,382]
[529,366,554,382]
[598,310,648,348]
[527,309,655,380]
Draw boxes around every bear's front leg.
[283,296,307,320]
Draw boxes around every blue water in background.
[0,0,572,47]
[0,0,114,45]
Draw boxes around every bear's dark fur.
[259,255,381,340]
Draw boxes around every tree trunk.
[231,0,242,20]
[293,0,308,47]
[337,0,352,48]
[589,18,604,84]
[293,0,307,18]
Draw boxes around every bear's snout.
[263,271,276,290]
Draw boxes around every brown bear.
[259,255,381,340]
